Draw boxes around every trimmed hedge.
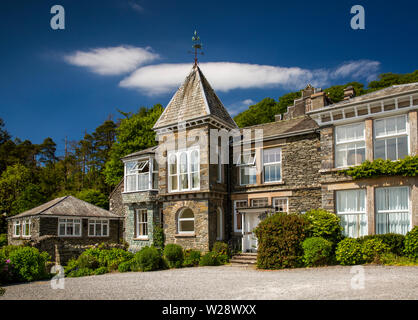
[304,209,343,245]
[199,252,221,266]
[135,246,164,272]
[302,237,333,267]
[212,242,230,257]
[361,238,389,263]
[360,233,405,256]
[404,226,418,259]
[183,250,201,267]
[254,213,309,269]
[163,244,184,268]
[336,238,364,265]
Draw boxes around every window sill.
[133,237,149,241]
[175,233,196,238]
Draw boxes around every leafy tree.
[104,104,163,186]
[76,189,109,209]
[37,137,58,166]
[324,81,366,103]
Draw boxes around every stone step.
[231,255,257,261]
[230,258,257,265]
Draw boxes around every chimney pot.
[344,86,355,100]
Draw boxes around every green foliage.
[377,252,418,266]
[361,238,389,263]
[0,234,7,247]
[324,82,366,102]
[367,71,418,91]
[76,253,100,270]
[7,246,51,282]
[163,244,184,268]
[212,241,230,257]
[360,234,405,256]
[336,238,364,266]
[304,209,343,244]
[340,156,418,180]
[153,225,165,249]
[104,105,163,186]
[117,259,137,273]
[134,246,163,272]
[93,267,108,275]
[0,287,4,296]
[67,267,94,278]
[183,250,201,267]
[404,226,418,259]
[254,213,309,269]
[76,189,109,210]
[302,237,333,267]
[199,252,221,266]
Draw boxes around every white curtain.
[337,189,367,238]
[376,187,410,235]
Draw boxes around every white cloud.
[128,1,144,13]
[64,46,159,75]
[227,99,256,116]
[119,60,380,95]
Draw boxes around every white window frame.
[178,208,195,234]
[335,122,366,168]
[135,209,148,239]
[58,218,82,237]
[238,151,257,186]
[336,189,367,238]
[22,219,31,238]
[233,200,247,232]
[123,157,157,193]
[251,198,268,208]
[13,220,21,238]
[168,148,200,192]
[262,147,282,183]
[374,114,409,161]
[272,197,288,213]
[88,219,109,237]
[375,186,411,235]
[216,207,223,240]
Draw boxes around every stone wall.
[109,179,125,217]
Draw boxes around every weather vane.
[189,30,204,66]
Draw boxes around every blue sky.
[0,0,417,155]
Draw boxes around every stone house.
[110,64,418,253]
[7,195,123,262]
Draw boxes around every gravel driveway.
[1,265,417,300]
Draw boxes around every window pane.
[374,139,385,159]
[386,138,397,160]
[74,223,81,236]
[375,119,385,137]
[397,136,408,159]
[180,173,188,189]
[89,223,94,235]
[386,117,396,136]
[67,224,74,236]
[179,153,188,173]
[171,175,178,190]
[126,175,136,192]
[102,224,108,236]
[59,223,65,236]
[397,116,406,132]
[180,220,194,232]
[192,172,199,189]
[181,209,194,219]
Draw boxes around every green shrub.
[378,252,418,266]
[0,287,4,296]
[254,213,309,269]
[153,225,165,249]
[199,252,221,266]
[361,234,405,256]
[361,238,389,263]
[216,254,229,264]
[118,260,134,273]
[302,237,333,267]
[98,248,134,271]
[67,267,94,278]
[304,209,343,244]
[404,226,418,259]
[163,244,184,268]
[93,267,108,275]
[0,234,7,247]
[0,250,12,284]
[7,247,51,282]
[336,238,364,265]
[212,242,230,256]
[135,246,163,272]
[76,253,100,270]
[64,258,79,276]
[183,250,201,267]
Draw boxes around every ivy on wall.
[339,156,418,180]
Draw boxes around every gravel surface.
[1,265,417,300]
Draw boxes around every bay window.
[88,219,109,237]
[335,122,365,168]
[124,157,158,192]
[58,218,81,237]
[376,186,410,235]
[168,148,200,192]
[263,148,282,182]
[374,115,408,160]
[238,151,256,185]
[336,189,367,238]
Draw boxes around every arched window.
[178,208,194,234]
[190,150,199,189]
[168,154,178,191]
[216,207,223,240]
[179,152,189,190]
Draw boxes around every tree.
[104,104,163,186]
[76,189,109,209]
[37,137,58,166]
[324,81,366,103]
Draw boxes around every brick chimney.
[344,86,355,100]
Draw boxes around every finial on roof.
[191,30,204,66]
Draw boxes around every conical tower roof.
[153,65,237,130]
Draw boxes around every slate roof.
[241,115,319,140]
[324,82,418,109]
[121,145,157,160]
[153,65,237,129]
[8,196,121,220]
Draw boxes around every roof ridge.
[37,195,69,215]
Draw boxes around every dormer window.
[124,157,157,192]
